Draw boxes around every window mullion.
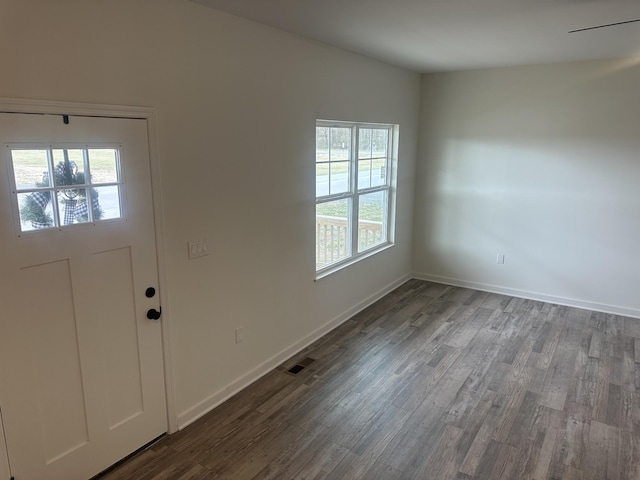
[357,185,388,195]
[316,192,351,204]
[83,148,94,223]
[351,126,359,256]
[327,129,333,196]
[47,147,61,228]
[385,127,393,241]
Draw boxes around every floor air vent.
[286,357,315,375]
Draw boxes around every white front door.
[0,113,166,480]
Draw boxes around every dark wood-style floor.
[99,280,640,479]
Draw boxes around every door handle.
[146,307,162,320]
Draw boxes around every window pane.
[88,149,119,184]
[316,127,329,162]
[52,149,86,187]
[359,128,372,159]
[330,127,351,161]
[371,158,387,187]
[11,149,49,190]
[57,188,91,225]
[316,199,350,268]
[17,191,55,231]
[329,161,349,195]
[316,163,329,197]
[93,186,121,220]
[372,129,388,158]
[358,191,387,252]
[358,160,371,189]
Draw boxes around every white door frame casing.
[0,407,10,480]
[0,97,178,435]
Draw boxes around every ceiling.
[191,0,640,73]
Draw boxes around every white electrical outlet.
[235,327,244,344]
[188,238,209,260]
[497,253,505,264]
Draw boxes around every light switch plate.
[188,238,209,259]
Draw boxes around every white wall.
[0,0,420,426]
[414,59,640,316]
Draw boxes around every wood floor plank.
[592,353,612,423]
[395,420,448,480]
[621,388,640,427]
[621,335,637,391]
[624,317,640,338]
[620,424,640,480]
[540,345,578,411]
[504,390,539,446]
[530,317,551,349]
[250,422,332,480]
[564,415,591,470]
[537,323,562,371]
[360,462,402,480]
[532,425,558,480]
[417,424,464,480]
[350,405,412,457]
[376,405,445,471]
[291,443,349,480]
[583,420,618,480]
[441,363,497,428]
[96,281,640,480]
[473,439,503,480]
[486,442,518,480]
[607,382,623,427]
[458,393,509,477]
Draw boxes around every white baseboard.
[412,273,640,319]
[177,273,412,429]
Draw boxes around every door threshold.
[91,433,167,479]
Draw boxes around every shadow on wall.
[415,130,640,304]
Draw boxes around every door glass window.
[8,146,123,233]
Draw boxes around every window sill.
[315,242,394,281]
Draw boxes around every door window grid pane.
[10,149,49,189]
[329,161,350,195]
[356,128,390,192]
[371,157,387,188]
[316,126,355,198]
[316,198,351,268]
[359,128,372,159]
[357,190,388,253]
[9,146,123,232]
[57,188,91,226]
[329,128,351,161]
[88,149,120,184]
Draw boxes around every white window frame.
[315,119,397,277]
